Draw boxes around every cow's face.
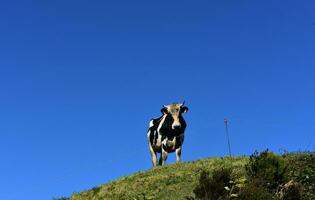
[161,102,188,130]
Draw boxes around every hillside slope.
[70,157,247,200]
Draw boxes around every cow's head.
[161,102,188,130]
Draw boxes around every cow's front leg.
[148,143,157,167]
[176,147,182,163]
[159,145,168,166]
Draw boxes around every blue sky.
[0,1,314,199]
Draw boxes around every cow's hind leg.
[148,142,157,167]
[159,145,168,166]
[176,147,182,163]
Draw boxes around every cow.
[147,102,189,167]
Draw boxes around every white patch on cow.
[155,114,167,149]
[155,132,162,147]
[149,120,154,128]
[162,139,167,145]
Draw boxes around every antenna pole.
[224,118,232,157]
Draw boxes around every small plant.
[238,179,277,200]
[224,176,246,199]
[278,180,303,200]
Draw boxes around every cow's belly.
[165,138,176,149]
[163,135,184,153]
[150,132,184,153]
[153,137,177,153]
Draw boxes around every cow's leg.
[176,147,182,163]
[148,142,157,167]
[159,145,168,166]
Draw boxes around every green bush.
[52,197,70,200]
[245,150,288,192]
[285,152,315,200]
[193,168,229,200]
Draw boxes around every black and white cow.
[147,102,189,166]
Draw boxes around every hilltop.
[57,152,315,200]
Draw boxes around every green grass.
[67,157,247,200]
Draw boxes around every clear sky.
[0,1,314,199]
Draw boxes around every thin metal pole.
[224,118,232,157]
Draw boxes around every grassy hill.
[70,157,247,200]
[58,152,315,200]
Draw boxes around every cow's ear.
[161,107,168,114]
[181,106,188,113]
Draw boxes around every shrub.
[193,167,237,200]
[245,150,288,192]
